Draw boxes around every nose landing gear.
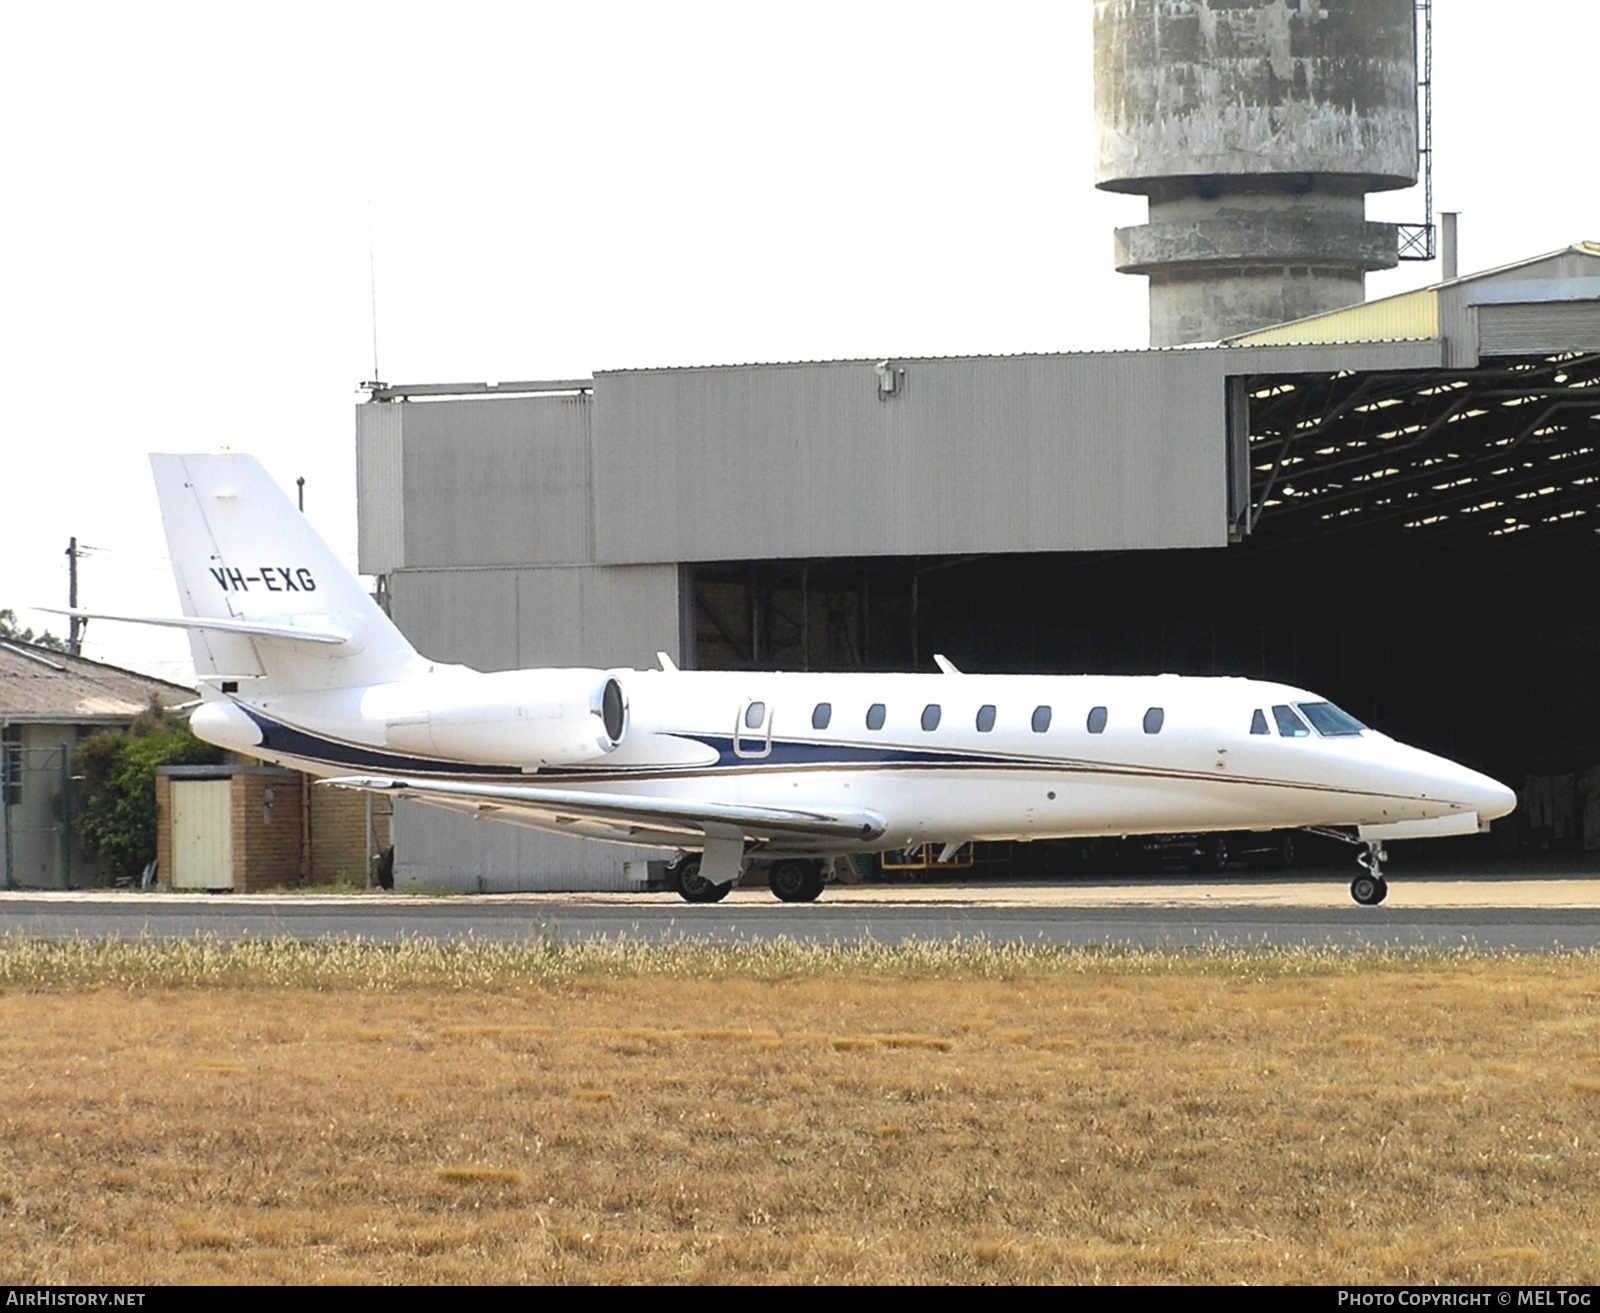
[1350,842,1389,906]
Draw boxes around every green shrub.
[75,704,224,882]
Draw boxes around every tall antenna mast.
[1396,0,1435,262]
[365,201,385,389]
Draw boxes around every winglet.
[658,651,679,672]
[933,654,962,675]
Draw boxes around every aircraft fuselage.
[195,666,1514,856]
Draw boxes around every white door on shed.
[170,779,233,890]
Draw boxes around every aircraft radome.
[58,454,1517,906]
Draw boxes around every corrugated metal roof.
[0,642,193,722]
[1226,287,1440,348]
[1444,240,1600,286]
[1224,241,1600,349]
[592,343,1208,377]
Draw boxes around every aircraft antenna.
[367,201,382,385]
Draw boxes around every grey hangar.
[354,242,1600,891]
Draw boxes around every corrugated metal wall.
[356,402,404,574]
[1441,250,1600,367]
[401,396,593,568]
[361,345,1467,586]
[390,817,651,894]
[385,563,681,890]
[357,394,593,572]
[1478,302,1600,356]
[591,352,1232,563]
[389,564,680,672]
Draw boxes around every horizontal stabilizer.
[322,775,888,845]
[42,607,352,647]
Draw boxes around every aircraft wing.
[323,775,888,849]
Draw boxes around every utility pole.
[65,537,84,656]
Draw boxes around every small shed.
[156,764,392,892]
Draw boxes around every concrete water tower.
[1095,0,1419,346]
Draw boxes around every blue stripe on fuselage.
[238,706,525,777]
[692,735,1020,770]
[233,708,1038,779]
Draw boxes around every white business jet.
[69,454,1516,906]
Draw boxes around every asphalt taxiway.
[4,869,1600,951]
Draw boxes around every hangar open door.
[687,346,1600,867]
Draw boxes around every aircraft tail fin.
[150,453,424,693]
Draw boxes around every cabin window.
[1031,705,1052,733]
[1086,706,1107,734]
[1143,707,1164,734]
[1296,702,1366,737]
[744,701,766,729]
[976,704,996,732]
[1250,709,1269,735]
[1272,704,1311,738]
[921,704,941,732]
[812,703,832,731]
[866,703,886,731]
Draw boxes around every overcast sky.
[2,2,1594,682]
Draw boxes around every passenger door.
[733,698,773,759]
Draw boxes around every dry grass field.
[2,936,1599,1284]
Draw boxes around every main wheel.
[674,856,731,904]
[769,859,824,903]
[1190,835,1229,873]
[1350,872,1388,906]
[1251,833,1296,871]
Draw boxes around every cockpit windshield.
[1271,704,1310,737]
[1295,702,1366,737]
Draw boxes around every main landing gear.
[669,855,731,904]
[768,859,826,904]
[1350,842,1389,907]
[668,854,828,904]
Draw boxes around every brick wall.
[310,784,392,885]
[157,768,394,891]
[154,774,171,887]
[230,772,305,892]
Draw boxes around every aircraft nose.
[1473,774,1518,822]
[1435,758,1517,822]
[1401,745,1517,822]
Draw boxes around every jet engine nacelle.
[373,668,627,768]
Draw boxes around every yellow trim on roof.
[1227,287,1440,347]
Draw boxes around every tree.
[75,702,225,883]
[0,608,68,652]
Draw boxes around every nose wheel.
[1350,843,1389,906]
